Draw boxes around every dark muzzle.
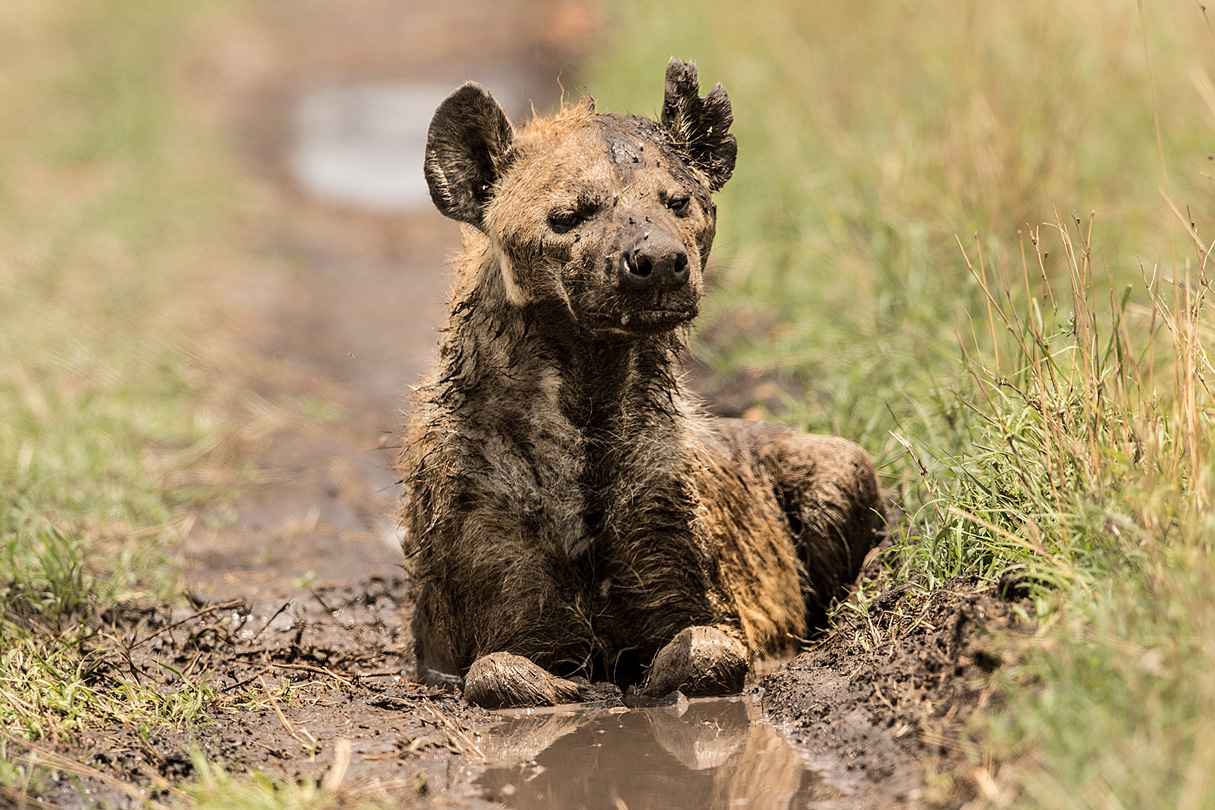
[619,231,689,292]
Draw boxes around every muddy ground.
[12,2,1028,808]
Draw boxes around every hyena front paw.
[463,651,585,709]
[641,626,747,698]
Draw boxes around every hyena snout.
[619,230,690,293]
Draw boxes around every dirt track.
[24,2,1026,807]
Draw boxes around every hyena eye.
[667,196,692,216]
[547,210,582,234]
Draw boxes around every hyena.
[399,59,880,709]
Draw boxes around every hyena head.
[423,59,737,337]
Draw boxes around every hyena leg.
[714,419,882,629]
[761,431,881,628]
[640,625,747,698]
[464,652,585,709]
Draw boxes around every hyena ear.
[660,59,737,192]
[424,83,514,229]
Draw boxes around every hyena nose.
[621,232,690,292]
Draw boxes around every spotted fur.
[400,60,880,708]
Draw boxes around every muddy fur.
[399,60,880,708]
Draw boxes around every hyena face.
[424,60,737,337]
[483,113,718,335]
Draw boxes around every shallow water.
[475,697,849,810]
[288,74,530,213]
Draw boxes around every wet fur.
[400,61,880,708]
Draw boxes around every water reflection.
[476,698,848,810]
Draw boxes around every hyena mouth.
[623,308,698,327]
[584,305,699,334]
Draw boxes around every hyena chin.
[399,59,881,709]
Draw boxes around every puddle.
[288,72,532,213]
[475,697,850,810]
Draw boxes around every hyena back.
[399,60,880,709]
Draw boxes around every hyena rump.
[399,60,880,709]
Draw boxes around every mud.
[762,578,1027,807]
[13,1,1025,808]
[85,583,489,806]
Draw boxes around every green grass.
[180,756,342,810]
[0,0,262,777]
[584,0,1215,806]
[179,750,425,810]
[0,3,386,806]
[0,0,239,603]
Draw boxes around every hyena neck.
[555,330,687,434]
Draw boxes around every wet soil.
[12,2,1026,808]
[761,578,1028,807]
